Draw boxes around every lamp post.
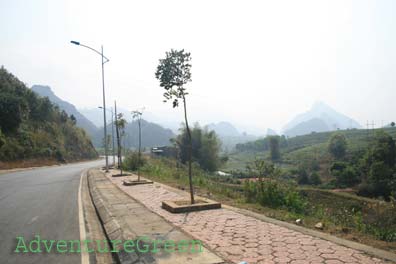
[99,106,115,166]
[70,40,110,172]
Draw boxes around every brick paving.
[108,173,391,264]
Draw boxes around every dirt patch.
[0,158,60,170]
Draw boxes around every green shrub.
[297,167,310,185]
[330,162,360,187]
[0,129,5,148]
[310,172,322,185]
[0,138,24,160]
[244,180,306,213]
[123,151,146,171]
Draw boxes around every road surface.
[0,159,104,264]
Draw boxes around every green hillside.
[0,66,98,165]
[230,127,396,171]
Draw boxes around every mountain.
[80,107,181,132]
[283,101,361,137]
[0,67,97,164]
[95,119,175,149]
[205,122,258,151]
[284,118,329,137]
[206,122,240,137]
[31,85,99,138]
[124,119,175,148]
[80,106,177,148]
[266,128,278,136]
[79,108,104,127]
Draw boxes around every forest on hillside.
[0,66,98,164]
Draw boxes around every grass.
[135,156,396,253]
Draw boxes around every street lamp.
[132,107,145,181]
[99,106,115,166]
[70,40,110,172]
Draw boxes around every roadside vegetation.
[231,129,396,201]
[121,124,396,252]
[0,66,97,168]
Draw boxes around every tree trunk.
[120,131,123,175]
[114,102,122,174]
[183,95,194,204]
[138,118,141,181]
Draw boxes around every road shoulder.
[81,169,114,264]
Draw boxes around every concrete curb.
[81,170,115,264]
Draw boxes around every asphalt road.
[0,159,104,264]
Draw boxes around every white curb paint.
[78,170,89,264]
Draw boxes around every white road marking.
[78,170,90,264]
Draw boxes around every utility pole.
[99,106,116,167]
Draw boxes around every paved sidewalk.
[88,169,224,264]
[107,172,394,264]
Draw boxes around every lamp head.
[70,40,80,45]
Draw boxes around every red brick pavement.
[108,173,390,264]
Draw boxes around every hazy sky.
[1,0,395,134]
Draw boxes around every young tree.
[268,136,281,161]
[155,49,195,204]
[328,133,347,159]
[254,159,275,182]
[115,111,127,175]
[114,101,120,168]
[132,109,144,181]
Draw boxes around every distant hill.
[284,118,330,137]
[79,108,104,127]
[31,85,99,138]
[94,119,175,149]
[207,122,240,137]
[283,101,361,137]
[80,107,181,132]
[0,67,97,163]
[266,128,278,136]
[205,122,258,151]
[123,119,175,148]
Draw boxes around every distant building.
[151,146,177,158]
[216,171,231,176]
